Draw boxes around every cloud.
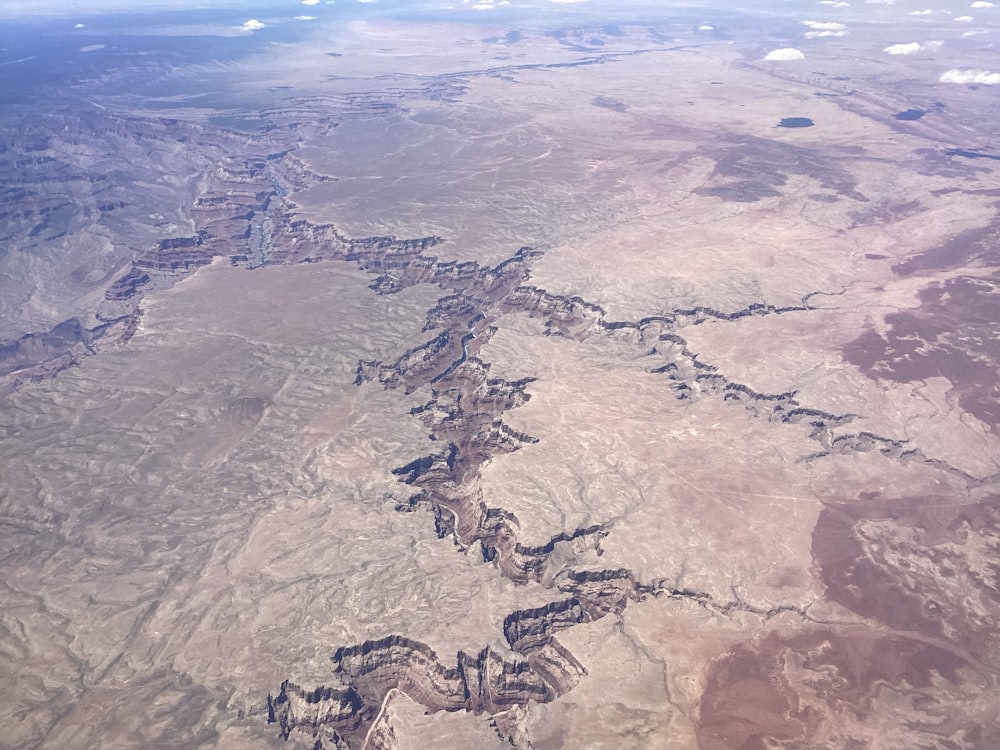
[940,68,1000,84]
[698,24,715,30]
[0,55,35,65]
[765,47,805,61]
[239,19,265,31]
[955,15,974,21]
[818,1,850,6]
[911,9,932,14]
[294,15,317,20]
[802,21,847,36]
[302,0,319,4]
[971,1,994,7]
[74,22,85,28]
[883,41,942,54]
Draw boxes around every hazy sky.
[2,0,996,24]
[0,0,278,15]
[0,0,710,21]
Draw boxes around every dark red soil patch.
[843,272,1000,431]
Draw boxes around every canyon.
[2,6,999,750]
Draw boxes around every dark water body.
[592,96,627,112]
[895,109,925,121]
[946,148,1000,161]
[778,117,814,128]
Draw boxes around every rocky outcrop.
[0,318,90,379]
[503,599,586,652]
[0,317,100,395]
[268,635,583,749]
[269,682,372,747]
[499,526,607,585]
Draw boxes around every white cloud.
[765,47,805,61]
[699,24,715,30]
[302,0,319,4]
[818,1,849,5]
[74,22,85,28]
[955,15,974,21]
[911,9,932,15]
[294,15,317,19]
[802,20,848,36]
[883,40,942,54]
[80,44,105,52]
[884,42,921,54]
[239,19,265,31]
[940,68,1000,83]
[971,1,994,7]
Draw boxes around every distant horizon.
[2,0,978,17]
[3,0,996,29]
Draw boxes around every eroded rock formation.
[4,98,996,750]
[268,635,582,750]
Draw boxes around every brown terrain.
[1,8,999,750]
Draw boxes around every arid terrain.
[2,3,1000,749]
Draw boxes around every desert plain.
[2,3,1000,748]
